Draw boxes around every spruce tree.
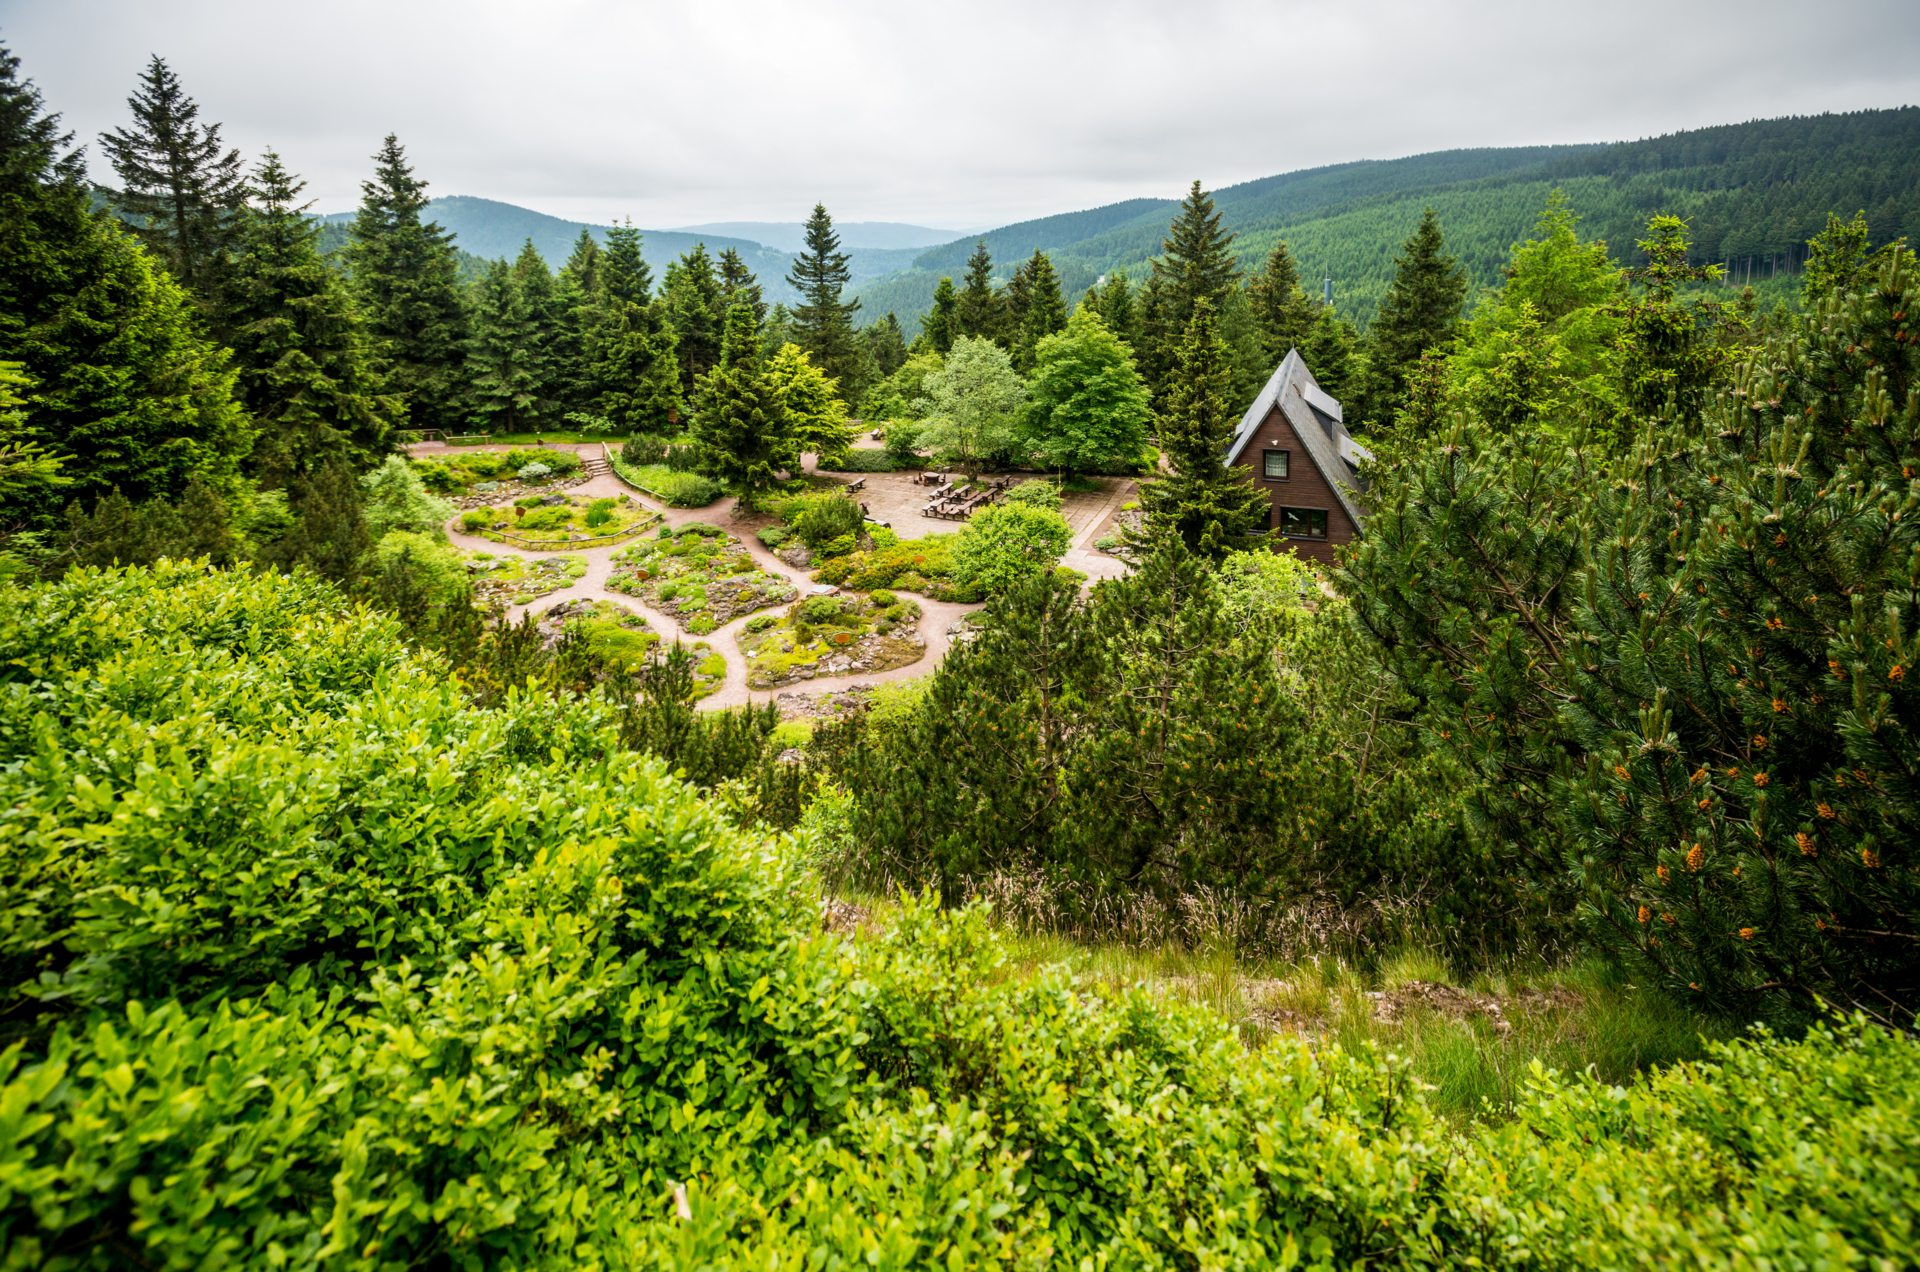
[716,246,766,326]
[1084,270,1141,349]
[689,299,789,495]
[1001,260,1032,359]
[511,238,559,416]
[1301,305,1362,408]
[785,204,862,393]
[1142,182,1242,407]
[343,135,470,433]
[220,149,399,477]
[560,228,601,297]
[581,221,677,430]
[1246,241,1317,363]
[1359,207,1467,425]
[97,56,247,299]
[1014,250,1067,371]
[955,241,1002,342]
[665,243,723,398]
[922,277,958,354]
[1,45,252,525]
[864,312,908,378]
[257,453,370,585]
[467,259,541,433]
[1130,299,1267,556]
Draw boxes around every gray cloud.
[5,0,1916,230]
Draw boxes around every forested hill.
[858,107,1920,335]
[315,196,926,302]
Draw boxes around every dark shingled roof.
[1222,348,1371,528]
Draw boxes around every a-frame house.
[1221,349,1371,564]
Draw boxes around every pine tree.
[343,135,470,433]
[922,277,958,354]
[785,204,862,394]
[1012,250,1067,371]
[1001,261,1032,358]
[665,243,723,398]
[1142,182,1242,407]
[1083,270,1141,349]
[467,259,541,433]
[560,228,601,297]
[1,44,252,526]
[689,300,789,495]
[97,56,247,299]
[955,241,1002,342]
[511,238,559,416]
[864,312,908,379]
[582,221,679,431]
[257,454,369,585]
[1358,208,1467,425]
[220,149,399,478]
[1302,306,1361,406]
[1246,241,1317,363]
[1131,299,1267,556]
[717,246,766,326]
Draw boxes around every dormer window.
[1262,449,1289,480]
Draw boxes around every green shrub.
[950,502,1073,596]
[622,433,668,465]
[766,719,814,752]
[757,525,792,549]
[675,520,727,538]
[745,613,780,633]
[793,621,815,646]
[413,460,461,493]
[688,615,718,636]
[798,595,845,624]
[821,449,895,473]
[460,507,494,532]
[869,526,899,549]
[821,532,856,557]
[584,497,617,528]
[868,588,897,608]
[0,563,1913,1269]
[782,491,864,548]
[656,582,680,601]
[517,461,553,482]
[1005,480,1062,511]
[1094,534,1121,552]
[514,504,572,532]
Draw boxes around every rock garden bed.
[532,598,726,699]
[458,492,654,546]
[736,590,927,690]
[414,448,594,504]
[465,552,589,609]
[607,522,799,635]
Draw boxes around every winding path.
[431,442,990,712]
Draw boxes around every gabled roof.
[1223,348,1369,528]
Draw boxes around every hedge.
[0,563,1911,1269]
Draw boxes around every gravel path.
[434,444,987,713]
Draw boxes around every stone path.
[430,441,996,713]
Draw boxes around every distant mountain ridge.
[667,221,983,252]
[857,108,1920,337]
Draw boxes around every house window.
[1262,448,1289,480]
[1278,506,1328,539]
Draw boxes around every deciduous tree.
[1020,305,1151,477]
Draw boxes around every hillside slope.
[859,108,1920,335]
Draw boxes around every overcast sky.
[6,0,1917,231]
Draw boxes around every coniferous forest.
[3,38,1920,1270]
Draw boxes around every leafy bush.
[362,455,455,542]
[757,525,792,549]
[516,461,553,482]
[868,588,897,607]
[950,501,1073,596]
[1004,479,1062,511]
[745,613,780,633]
[869,525,898,549]
[0,563,1911,1268]
[460,507,494,532]
[821,532,855,557]
[412,459,461,493]
[584,497,617,528]
[821,449,895,472]
[647,468,721,506]
[675,520,728,538]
